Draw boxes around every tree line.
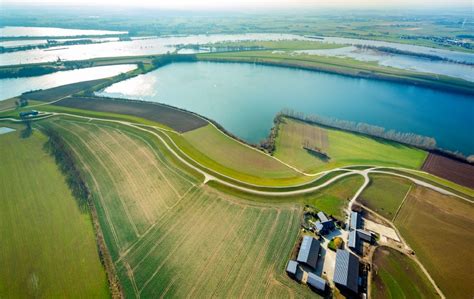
[280,108,438,150]
[43,127,90,212]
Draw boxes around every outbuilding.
[297,236,321,269]
[333,249,359,294]
[350,211,361,230]
[307,272,327,292]
[286,260,304,282]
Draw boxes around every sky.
[2,0,472,9]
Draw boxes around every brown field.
[422,153,474,188]
[21,79,109,101]
[54,97,208,132]
[395,186,474,299]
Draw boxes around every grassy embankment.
[0,124,108,297]
[274,117,427,173]
[196,49,474,95]
[43,118,318,298]
[395,186,474,299]
[371,246,439,299]
[358,174,413,220]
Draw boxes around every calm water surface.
[0,33,310,66]
[0,64,136,101]
[99,62,474,155]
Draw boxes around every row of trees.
[280,108,438,150]
[43,127,90,212]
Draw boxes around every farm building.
[315,211,335,235]
[286,260,304,282]
[333,249,360,294]
[350,211,361,230]
[297,236,321,269]
[19,110,39,118]
[348,229,374,253]
[307,272,327,292]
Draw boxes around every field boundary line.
[109,128,183,200]
[46,123,123,250]
[138,196,233,294]
[393,185,413,222]
[131,192,218,273]
[116,187,202,264]
[96,125,173,220]
[59,122,141,238]
[185,206,248,297]
[118,128,197,187]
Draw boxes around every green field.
[0,124,108,297]
[371,246,439,299]
[178,123,310,186]
[358,174,413,220]
[395,186,474,299]
[274,118,427,173]
[45,118,316,298]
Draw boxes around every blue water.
[99,62,474,155]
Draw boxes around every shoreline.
[196,54,474,96]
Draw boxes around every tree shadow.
[20,121,33,139]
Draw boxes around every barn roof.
[350,212,361,230]
[333,249,359,293]
[348,230,358,250]
[297,236,320,269]
[286,260,298,275]
[317,211,329,223]
[307,272,327,291]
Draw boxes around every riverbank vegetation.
[0,124,108,298]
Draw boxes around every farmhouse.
[297,236,321,269]
[314,211,335,235]
[333,249,360,294]
[286,260,304,282]
[350,211,361,230]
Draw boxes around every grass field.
[46,118,316,298]
[371,246,439,299]
[358,174,413,220]
[395,186,474,299]
[208,174,364,221]
[0,124,108,297]
[274,118,427,173]
[178,123,310,186]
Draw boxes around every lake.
[0,33,310,66]
[98,61,474,155]
[0,64,136,101]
